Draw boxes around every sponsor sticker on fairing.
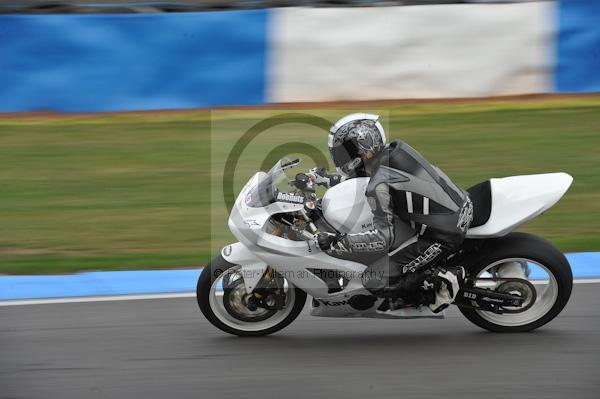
[276,192,304,204]
[243,219,260,228]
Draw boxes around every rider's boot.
[423,266,465,313]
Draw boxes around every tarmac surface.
[2,283,599,399]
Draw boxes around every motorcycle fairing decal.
[276,192,304,204]
[318,298,351,306]
[243,219,261,228]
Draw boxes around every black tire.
[459,232,572,333]
[196,254,307,337]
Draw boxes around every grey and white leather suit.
[317,139,473,297]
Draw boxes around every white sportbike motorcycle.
[197,158,573,336]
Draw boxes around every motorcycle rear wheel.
[459,232,572,332]
[197,254,307,337]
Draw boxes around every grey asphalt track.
[2,284,599,399]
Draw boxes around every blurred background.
[0,0,599,274]
[3,4,600,398]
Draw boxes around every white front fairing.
[227,172,370,299]
[225,171,440,319]
[466,173,573,238]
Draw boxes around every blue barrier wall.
[0,11,267,112]
[1,2,599,113]
[556,0,600,93]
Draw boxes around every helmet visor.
[330,138,360,169]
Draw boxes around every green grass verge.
[1,97,599,274]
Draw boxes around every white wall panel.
[268,2,554,102]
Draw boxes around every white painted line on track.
[1,279,599,307]
[572,278,600,284]
[0,292,196,307]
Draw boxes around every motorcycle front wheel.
[197,254,307,336]
[459,232,573,332]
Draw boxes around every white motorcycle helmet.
[328,113,387,177]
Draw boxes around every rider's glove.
[316,232,341,251]
[424,267,464,313]
[306,167,331,187]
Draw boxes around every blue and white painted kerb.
[0,253,598,302]
[0,1,598,112]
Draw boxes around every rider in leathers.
[309,114,473,313]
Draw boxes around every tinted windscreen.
[246,175,277,208]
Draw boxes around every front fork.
[246,266,288,311]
